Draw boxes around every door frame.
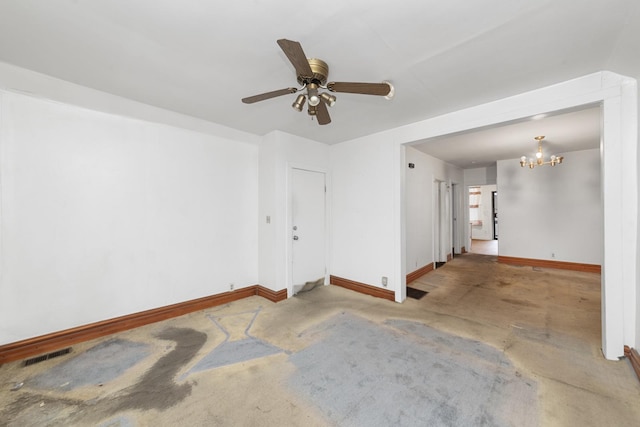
[286,163,331,298]
[440,180,451,262]
[433,178,451,265]
[432,178,441,267]
[451,182,462,255]
[492,190,498,240]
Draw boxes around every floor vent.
[407,287,428,300]
[24,347,72,366]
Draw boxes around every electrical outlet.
[382,276,388,287]
[229,283,234,291]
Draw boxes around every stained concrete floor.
[1,253,639,426]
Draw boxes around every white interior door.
[291,168,326,293]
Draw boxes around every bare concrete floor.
[1,253,639,426]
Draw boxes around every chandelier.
[520,136,564,169]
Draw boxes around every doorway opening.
[468,184,498,256]
[399,72,636,359]
[451,182,462,258]
[492,190,498,240]
[433,179,451,269]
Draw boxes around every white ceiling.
[0,0,637,166]
[414,105,602,169]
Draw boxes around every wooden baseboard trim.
[255,285,288,302]
[624,346,640,383]
[498,256,601,273]
[330,275,395,302]
[407,263,435,284]
[0,284,285,365]
[446,253,453,262]
[461,246,467,254]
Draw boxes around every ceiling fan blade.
[327,81,392,96]
[277,39,313,78]
[315,101,331,125]
[241,87,297,104]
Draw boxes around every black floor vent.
[407,287,429,300]
[24,347,72,366]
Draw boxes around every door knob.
[293,235,299,240]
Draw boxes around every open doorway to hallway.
[468,184,498,256]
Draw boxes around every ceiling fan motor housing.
[297,58,329,86]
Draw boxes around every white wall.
[258,130,330,294]
[464,165,497,186]
[0,91,259,344]
[330,137,396,291]
[405,148,431,273]
[405,147,463,273]
[497,149,602,264]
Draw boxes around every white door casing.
[434,179,450,264]
[433,179,441,266]
[440,181,450,261]
[451,183,460,254]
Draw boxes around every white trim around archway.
[391,71,637,360]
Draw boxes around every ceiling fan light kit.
[241,39,394,125]
[320,92,336,107]
[292,94,306,112]
[520,136,564,169]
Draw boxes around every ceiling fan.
[241,39,394,125]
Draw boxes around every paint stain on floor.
[2,327,207,425]
[187,309,284,375]
[110,327,207,413]
[288,313,538,427]
[29,339,150,391]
